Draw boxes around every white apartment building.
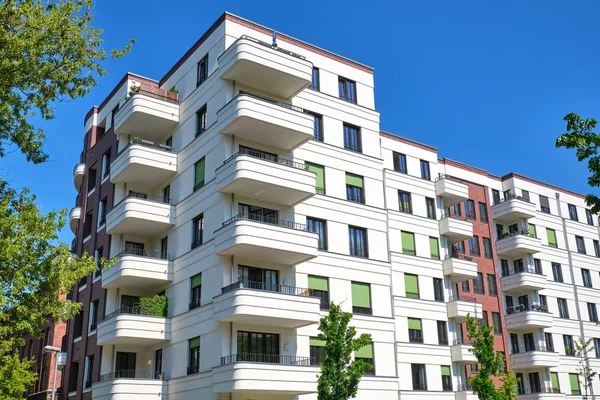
[67,11,600,400]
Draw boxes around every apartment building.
[61,10,600,400]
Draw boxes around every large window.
[420,160,430,180]
[595,338,600,358]
[309,67,320,90]
[87,164,97,193]
[586,209,594,226]
[401,231,416,256]
[196,55,208,87]
[343,123,361,152]
[589,303,598,322]
[474,272,485,294]
[558,298,569,319]
[101,149,111,178]
[308,111,323,142]
[89,300,99,331]
[355,343,374,375]
[411,364,427,390]
[539,195,551,214]
[338,76,357,103]
[308,275,329,310]
[408,318,423,343]
[437,321,448,345]
[492,312,502,334]
[193,158,205,192]
[189,273,202,310]
[465,200,476,219]
[191,214,204,249]
[483,237,493,258]
[430,237,440,260]
[569,373,581,395]
[487,274,497,295]
[568,204,579,221]
[393,152,408,173]
[405,273,419,299]
[576,236,586,254]
[237,331,279,360]
[84,355,94,388]
[552,263,563,282]
[351,282,371,315]
[479,202,488,222]
[398,191,412,213]
[349,226,368,257]
[529,223,537,238]
[545,332,555,352]
[595,240,600,257]
[346,173,364,203]
[110,104,119,130]
[310,337,326,366]
[307,218,327,250]
[306,162,325,195]
[582,268,593,288]
[469,236,481,257]
[492,189,501,205]
[433,278,444,302]
[441,365,452,391]
[98,197,107,227]
[426,197,436,219]
[196,105,207,137]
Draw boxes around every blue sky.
[2,0,599,243]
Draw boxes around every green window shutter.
[355,343,373,358]
[351,282,371,307]
[310,337,326,347]
[408,317,422,330]
[429,237,439,259]
[551,372,560,391]
[569,373,580,393]
[308,275,328,291]
[401,231,415,253]
[191,273,202,288]
[441,366,451,376]
[189,336,200,348]
[547,228,557,246]
[528,223,537,238]
[306,162,325,189]
[194,158,205,187]
[404,274,419,295]
[346,173,363,188]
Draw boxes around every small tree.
[466,314,519,400]
[316,302,372,400]
[569,338,596,400]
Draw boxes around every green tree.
[569,337,596,399]
[316,302,372,400]
[466,314,519,400]
[555,113,600,213]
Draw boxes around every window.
[193,158,205,192]
[191,214,204,249]
[196,55,208,87]
[461,280,470,292]
[426,197,436,219]
[411,364,427,390]
[456,241,465,254]
[87,164,97,193]
[393,152,408,173]
[73,310,83,338]
[196,105,207,137]
[437,321,448,345]
[430,237,440,260]
[349,226,368,257]
[539,195,551,213]
[587,209,594,225]
[546,228,558,248]
[237,331,279,359]
[487,274,498,296]
[338,76,357,103]
[479,202,488,222]
[503,190,511,201]
[163,185,170,204]
[306,162,325,195]
[84,355,94,388]
[558,298,569,319]
[401,231,416,256]
[188,337,200,374]
[408,318,423,343]
[154,349,163,377]
[110,104,119,130]
[420,160,430,180]
[307,218,327,250]
[545,332,555,352]
[405,274,419,299]
[441,365,452,391]
[351,282,371,315]
[310,337,326,366]
[398,191,412,213]
[68,362,79,393]
[310,67,320,90]
[469,236,480,257]
[595,240,600,257]
[346,173,364,203]
[483,237,493,258]
[89,300,99,331]
[98,197,107,227]
[539,294,547,309]
[343,123,361,152]
[492,189,501,205]
[576,236,586,254]
[505,295,513,309]
[470,364,478,374]
[308,111,323,142]
[510,334,519,354]
[496,223,504,239]
[453,203,462,217]
[431,278,444,302]
[528,223,537,238]
[552,263,563,282]
[569,373,581,395]
[595,338,600,358]
[481,311,489,326]
[189,273,202,310]
[568,204,579,221]
[101,149,111,178]
[521,189,530,201]
[160,237,168,260]
[534,258,543,274]
[474,272,484,294]
[582,269,593,288]
[589,303,598,322]
[501,259,509,276]
[308,276,329,310]
[492,312,501,334]
[355,343,374,375]
[465,200,476,219]
[94,247,103,278]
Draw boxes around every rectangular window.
[188,337,200,374]
[154,349,163,377]
[492,189,501,205]
[550,371,560,393]
[569,373,581,395]
[474,272,485,294]
[483,237,493,258]
[595,338,600,358]
[539,294,547,308]
[346,173,364,203]
[456,241,465,254]
[351,282,371,315]
[430,237,440,260]
[420,160,431,180]
[411,364,427,390]
[558,298,569,319]
[545,332,555,352]
[237,331,280,357]
[401,231,416,256]
[501,259,509,276]
[481,311,489,326]
[343,123,361,152]
[433,278,444,302]
[469,236,481,257]
[87,165,97,193]
[89,300,99,331]
[308,111,323,142]
[552,263,563,282]
[162,185,170,204]
[534,258,543,274]
[84,355,94,388]
[487,274,498,295]
[546,228,557,248]
[307,218,327,250]
[393,152,408,174]
[589,303,598,322]
[437,321,448,345]
[496,223,504,239]
[595,240,600,257]
[196,55,208,87]
[110,104,119,130]
[503,190,511,201]
[453,203,462,217]
[408,318,423,343]
[576,236,586,254]
[479,202,488,222]
[308,275,329,310]
[568,204,579,221]
[349,226,368,258]
[191,214,204,249]
[310,337,326,366]
[492,312,501,334]
[462,280,470,292]
[338,76,357,103]
[101,149,111,178]
[190,273,202,310]
[98,197,107,227]
[160,237,168,260]
[540,195,551,214]
[521,189,530,201]
[306,162,325,195]
[115,352,136,378]
[441,365,452,391]
[94,247,103,278]
[193,158,205,192]
[405,274,419,299]
[465,200,476,219]
[510,334,519,354]
[426,197,436,219]
[355,343,374,375]
[582,269,593,288]
[398,191,412,213]
[196,105,207,137]
[310,67,320,90]
[528,223,537,238]
[587,209,594,225]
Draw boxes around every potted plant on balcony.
[139,295,168,317]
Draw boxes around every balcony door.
[238,265,278,292]
[237,331,280,362]
[518,295,529,310]
[115,352,136,378]
[125,241,144,256]
[121,295,140,310]
[529,372,541,393]
[523,333,535,352]
[238,203,278,224]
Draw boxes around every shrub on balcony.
[139,295,168,317]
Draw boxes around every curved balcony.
[517,387,564,400]
[501,267,547,294]
[443,254,478,283]
[496,231,542,258]
[97,306,169,346]
[106,193,174,237]
[92,371,166,400]
[69,207,81,234]
[73,163,85,191]
[492,196,537,224]
[102,248,172,294]
[451,339,477,364]
[456,385,478,400]
[219,35,313,99]
[217,91,314,151]
[435,175,469,207]
[447,295,483,322]
[511,346,559,371]
[110,141,177,187]
[505,305,553,331]
[439,214,473,244]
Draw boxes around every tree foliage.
[570,337,596,400]
[316,302,372,400]
[0,0,133,163]
[466,314,519,400]
[556,113,600,214]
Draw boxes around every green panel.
[306,162,325,189]
[404,274,419,295]
[401,231,415,252]
[551,372,560,390]
[528,224,537,238]
[194,158,205,186]
[191,273,202,288]
[569,373,580,392]
[351,282,371,307]
[355,343,373,358]
[345,173,363,188]
[441,366,451,376]
[408,318,422,330]
[310,337,326,347]
[189,336,200,348]
[308,275,328,291]
[547,228,557,246]
[429,237,439,259]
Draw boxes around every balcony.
[113,85,179,142]
[102,248,172,293]
[69,207,81,234]
[218,91,314,151]
[73,163,85,191]
[219,35,313,99]
[97,306,170,346]
[106,193,174,237]
[492,196,537,224]
[443,254,478,283]
[214,280,321,328]
[214,213,318,265]
[517,387,564,400]
[439,214,473,244]
[435,175,469,207]
[451,339,477,364]
[110,141,177,186]
[496,231,542,257]
[456,385,478,400]
[505,305,553,331]
[447,295,483,322]
[92,371,166,400]
[216,148,316,206]
[501,267,547,294]
[511,347,559,371]
[213,354,317,394]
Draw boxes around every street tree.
[570,337,596,400]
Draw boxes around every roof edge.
[379,131,437,153]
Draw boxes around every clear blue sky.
[2,0,599,243]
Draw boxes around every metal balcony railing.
[518,386,561,395]
[445,252,474,262]
[449,295,477,303]
[457,383,473,392]
[222,213,309,232]
[493,192,534,206]
[497,228,532,241]
[221,353,313,366]
[452,338,473,346]
[506,303,549,314]
[502,266,544,277]
[97,370,165,382]
[102,305,167,321]
[115,191,172,206]
[513,345,553,354]
[112,247,170,261]
[221,147,307,170]
[115,139,175,158]
[240,35,307,60]
[220,280,318,298]
[435,174,467,184]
